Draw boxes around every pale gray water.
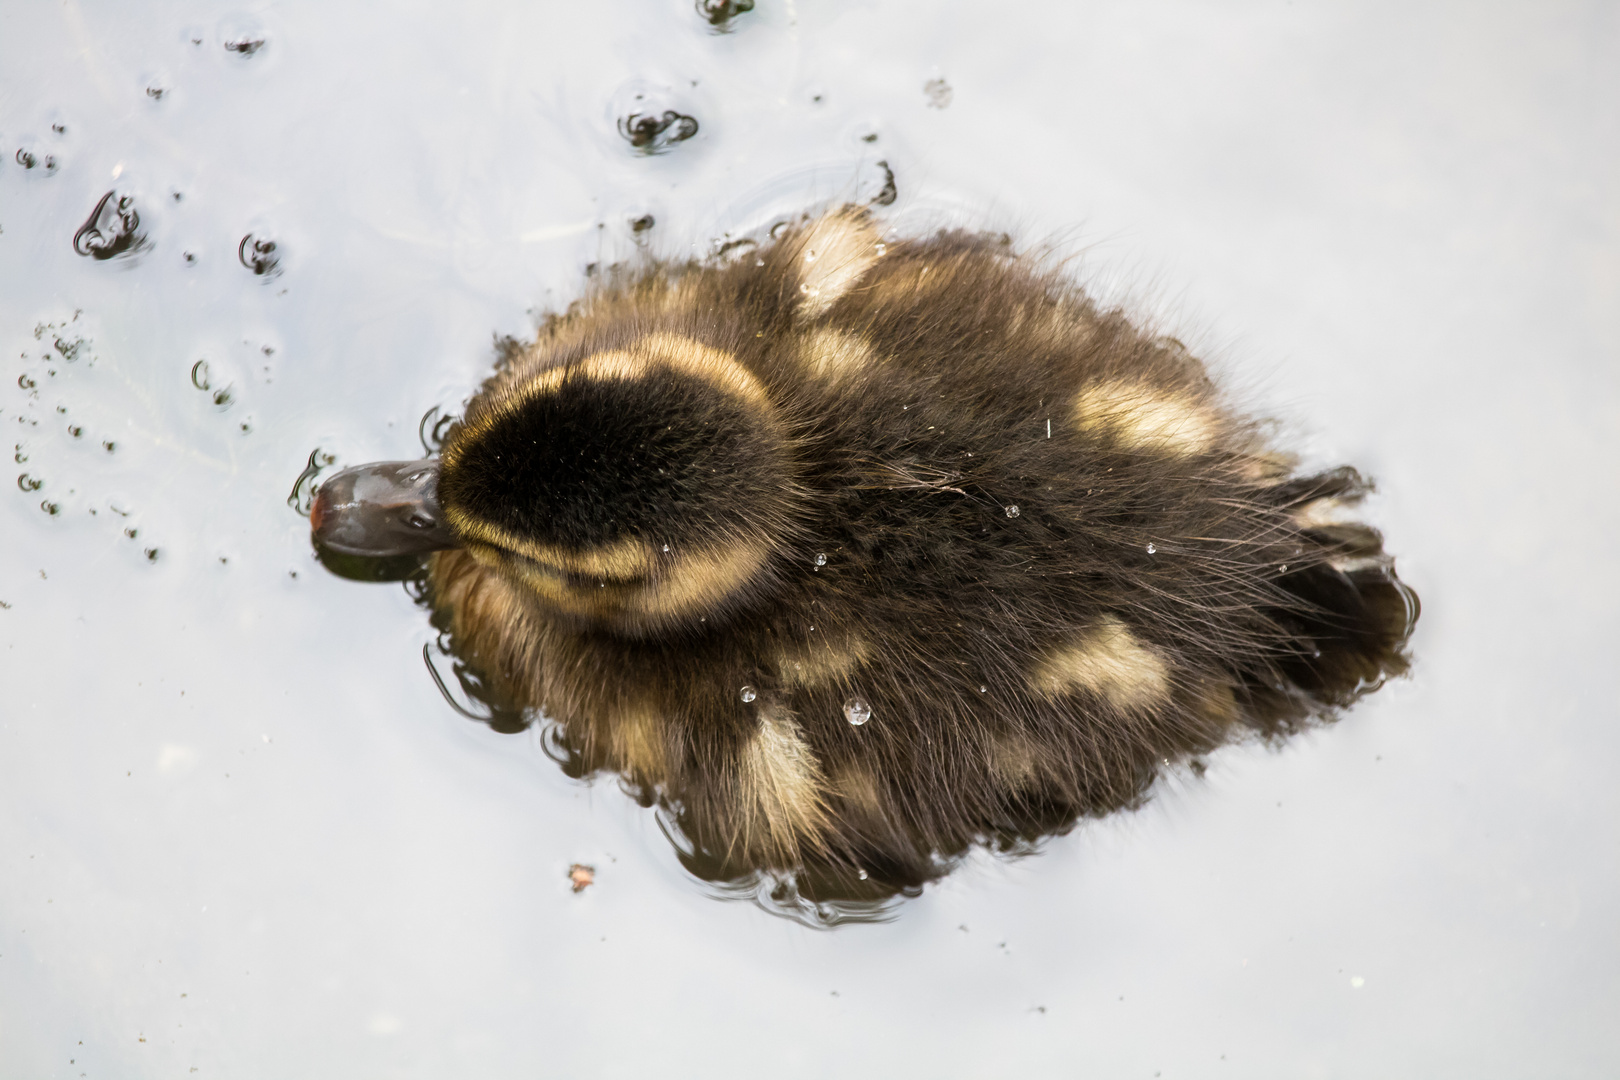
[3,1,1617,1076]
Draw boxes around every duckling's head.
[314,331,801,636]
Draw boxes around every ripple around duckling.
[311,204,1419,918]
[654,808,923,928]
[422,643,532,733]
[415,600,533,735]
[287,447,335,515]
[417,405,456,456]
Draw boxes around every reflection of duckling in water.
[312,205,1417,902]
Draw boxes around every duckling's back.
[428,206,1417,897]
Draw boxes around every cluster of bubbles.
[617,106,700,155]
[9,315,159,559]
[12,24,283,277]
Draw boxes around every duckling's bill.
[310,459,459,557]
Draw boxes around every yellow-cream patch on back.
[863,260,956,309]
[1030,616,1171,710]
[1074,380,1218,457]
[631,534,773,620]
[793,208,883,320]
[739,706,830,854]
[987,733,1042,792]
[774,630,872,690]
[829,763,882,815]
[799,327,878,381]
[1237,451,1297,484]
[1007,299,1101,355]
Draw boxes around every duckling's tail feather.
[1243,554,1418,740]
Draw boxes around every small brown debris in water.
[568,863,595,893]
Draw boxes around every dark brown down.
[426,206,1418,903]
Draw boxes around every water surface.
[3,1,1617,1076]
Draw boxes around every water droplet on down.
[844,697,872,726]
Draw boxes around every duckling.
[311,205,1417,900]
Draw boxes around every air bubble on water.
[740,685,757,703]
[615,92,700,155]
[73,190,146,261]
[220,17,268,57]
[856,869,868,880]
[695,0,754,32]
[1146,543,1156,554]
[238,234,281,278]
[14,148,58,174]
[978,685,988,693]
[843,696,872,726]
[662,544,671,553]
[1004,505,1020,518]
[1278,563,1288,573]
[17,474,42,492]
[814,552,827,567]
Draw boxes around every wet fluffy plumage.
[426,206,1417,898]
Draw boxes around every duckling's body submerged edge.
[316,206,1418,902]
